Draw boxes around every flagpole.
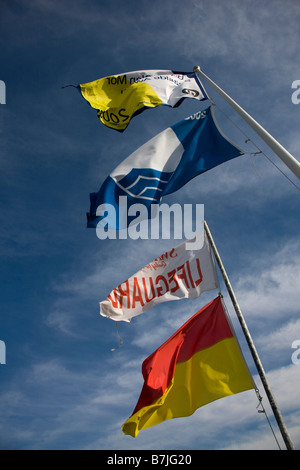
[194,66,300,180]
[203,220,295,450]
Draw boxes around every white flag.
[100,233,218,322]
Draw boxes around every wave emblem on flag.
[79,69,207,131]
[87,106,244,228]
[99,232,218,322]
[122,296,254,437]
[110,125,183,202]
[114,170,169,202]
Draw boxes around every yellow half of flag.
[122,296,254,437]
[80,75,162,131]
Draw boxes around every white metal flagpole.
[194,66,300,180]
[204,220,295,450]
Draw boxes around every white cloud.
[1,336,299,450]
[1,0,299,452]
[234,239,300,319]
[257,318,300,355]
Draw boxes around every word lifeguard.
[108,256,203,311]
[99,234,218,322]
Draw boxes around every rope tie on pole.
[255,388,282,450]
[211,100,300,191]
[194,66,300,190]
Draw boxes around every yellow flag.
[80,69,207,131]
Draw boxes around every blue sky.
[0,0,299,450]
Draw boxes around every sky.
[0,0,299,451]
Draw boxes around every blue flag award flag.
[87,106,244,228]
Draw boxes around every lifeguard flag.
[80,69,207,131]
[122,296,254,437]
[100,232,218,322]
[87,106,244,228]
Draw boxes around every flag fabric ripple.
[122,296,254,437]
[87,106,244,228]
[80,69,207,131]
[99,232,218,322]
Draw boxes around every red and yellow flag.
[122,296,254,437]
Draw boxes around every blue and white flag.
[87,106,244,228]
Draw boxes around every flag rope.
[249,152,263,179]
[61,84,77,88]
[204,220,295,450]
[194,66,300,179]
[255,389,282,450]
[111,322,124,351]
[205,96,300,191]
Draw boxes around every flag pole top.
[193,65,300,179]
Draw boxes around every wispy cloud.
[32,232,299,449]
[234,239,300,320]
[1,0,299,452]
[2,355,298,450]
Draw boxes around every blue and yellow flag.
[80,69,207,131]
